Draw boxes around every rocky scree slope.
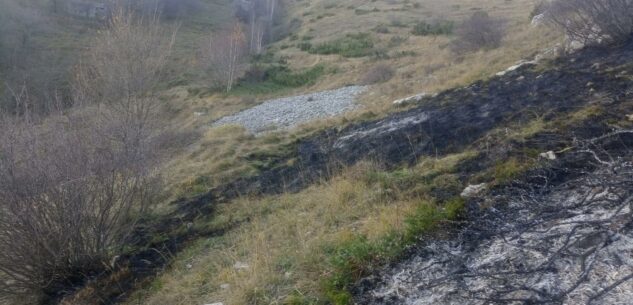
[58,41,633,304]
[212,86,367,134]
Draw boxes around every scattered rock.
[109,255,121,269]
[393,93,427,106]
[194,111,206,117]
[531,13,546,27]
[233,262,250,270]
[461,183,488,198]
[185,263,193,269]
[626,114,633,122]
[495,60,537,76]
[213,86,368,134]
[220,283,231,290]
[539,151,557,160]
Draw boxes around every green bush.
[411,20,454,36]
[306,33,375,58]
[232,64,326,95]
[298,42,313,51]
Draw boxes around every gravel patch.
[213,86,368,134]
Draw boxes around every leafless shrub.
[74,7,177,122]
[0,7,175,300]
[235,0,280,53]
[202,22,247,92]
[361,64,395,85]
[544,0,633,45]
[450,11,506,54]
[0,112,159,300]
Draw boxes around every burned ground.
[56,41,633,304]
[354,132,633,305]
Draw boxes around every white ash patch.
[362,164,633,305]
[333,112,430,150]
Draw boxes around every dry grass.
[122,1,567,304]
[160,0,561,195]
[127,151,476,305]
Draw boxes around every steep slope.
[356,141,633,304]
[65,41,633,305]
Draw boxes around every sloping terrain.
[61,40,633,304]
[205,40,633,195]
[213,86,367,133]
[355,134,633,304]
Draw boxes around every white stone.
[220,283,231,289]
[233,261,250,270]
[495,60,537,77]
[531,13,546,27]
[626,114,633,122]
[213,86,368,134]
[393,93,427,106]
[539,151,557,160]
[461,183,488,198]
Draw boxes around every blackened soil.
[55,41,633,304]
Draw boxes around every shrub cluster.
[544,0,633,45]
[361,64,395,85]
[411,20,454,36]
[0,9,172,301]
[233,64,325,94]
[302,33,375,58]
[450,12,506,54]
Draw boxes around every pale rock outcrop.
[539,151,557,160]
[495,60,538,76]
[460,183,488,198]
[392,93,427,106]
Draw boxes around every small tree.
[205,21,247,92]
[544,0,633,45]
[451,12,506,54]
[0,7,174,301]
[74,7,177,139]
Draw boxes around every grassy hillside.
[0,1,573,304]
[163,0,561,207]
[109,1,574,305]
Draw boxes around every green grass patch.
[492,157,534,184]
[322,197,465,305]
[305,33,375,58]
[231,64,326,95]
[411,20,454,36]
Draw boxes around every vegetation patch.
[411,20,454,36]
[323,197,465,305]
[304,33,375,58]
[232,64,326,95]
[131,151,477,305]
